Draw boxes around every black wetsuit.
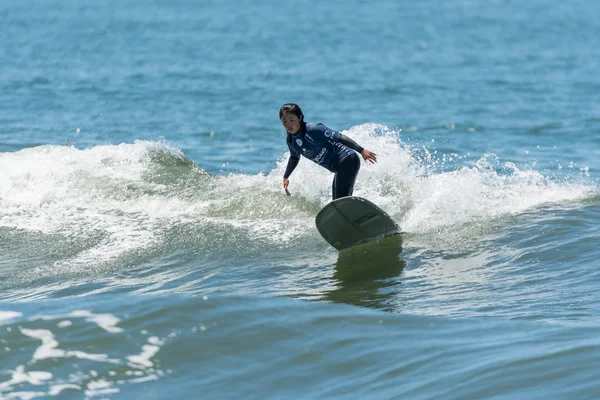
[284,122,364,200]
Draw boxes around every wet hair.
[280,104,306,142]
[279,103,304,121]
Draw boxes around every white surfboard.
[315,196,400,250]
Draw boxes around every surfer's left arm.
[316,123,377,163]
[338,134,378,164]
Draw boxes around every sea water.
[1,0,599,398]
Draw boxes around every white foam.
[400,156,596,233]
[0,142,177,271]
[1,132,596,275]
[19,328,63,360]
[2,391,47,400]
[84,380,120,397]
[127,345,161,368]
[0,313,165,399]
[126,336,164,368]
[0,365,52,390]
[127,375,159,384]
[0,311,22,324]
[39,310,124,333]
[271,124,596,234]
[48,384,82,396]
[19,328,120,363]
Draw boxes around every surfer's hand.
[361,149,377,164]
[283,178,291,196]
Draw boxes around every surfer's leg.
[332,153,361,200]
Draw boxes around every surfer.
[280,103,377,200]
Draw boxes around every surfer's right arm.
[283,155,300,196]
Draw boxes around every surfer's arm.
[283,155,300,179]
[314,123,377,163]
[339,134,364,154]
[314,123,366,154]
[283,155,300,196]
[339,134,377,164]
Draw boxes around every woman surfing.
[279,103,377,200]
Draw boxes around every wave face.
[1,130,596,303]
[2,128,595,264]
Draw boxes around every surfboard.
[315,196,400,250]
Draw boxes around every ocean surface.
[1,0,600,398]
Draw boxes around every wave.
[0,129,596,282]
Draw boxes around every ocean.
[1,0,600,398]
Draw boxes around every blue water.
[1,0,600,398]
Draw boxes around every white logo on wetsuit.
[296,139,303,146]
[324,130,333,138]
[313,148,328,164]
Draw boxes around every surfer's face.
[281,112,302,134]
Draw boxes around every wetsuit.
[284,122,364,200]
